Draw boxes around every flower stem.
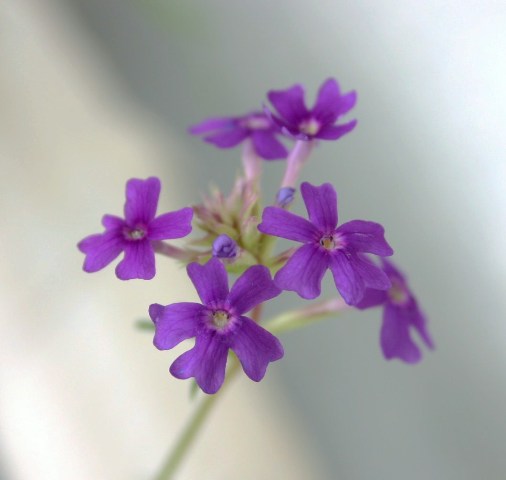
[280,140,314,189]
[153,360,240,480]
[152,305,262,480]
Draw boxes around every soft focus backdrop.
[1,1,506,479]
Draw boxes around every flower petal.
[258,206,319,243]
[381,258,407,283]
[352,256,392,290]
[312,78,343,124]
[274,244,329,299]
[267,84,308,125]
[124,177,161,225]
[228,265,281,315]
[115,240,155,280]
[381,304,422,363]
[330,252,390,305]
[148,207,193,240]
[150,302,203,350]
[337,90,358,116]
[250,131,288,160]
[337,220,394,256]
[101,214,124,229]
[169,333,229,394]
[186,258,229,306]
[301,182,338,232]
[329,251,365,305]
[78,231,125,273]
[355,288,388,310]
[188,117,235,135]
[230,316,284,381]
[316,120,357,140]
[204,128,248,148]
[409,303,435,351]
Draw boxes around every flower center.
[212,310,230,330]
[320,236,335,249]
[320,234,343,251]
[298,117,321,136]
[124,225,147,241]
[387,281,409,305]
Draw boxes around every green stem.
[153,360,240,480]
[264,298,350,335]
[152,305,262,480]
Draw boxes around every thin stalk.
[152,305,262,480]
[153,360,240,480]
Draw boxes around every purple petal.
[337,220,394,256]
[230,316,284,381]
[187,258,229,306]
[101,214,124,229]
[301,182,338,232]
[328,251,365,305]
[381,258,407,283]
[312,78,343,124]
[409,303,435,350]
[170,333,229,394]
[352,256,392,290]
[204,128,248,148]
[148,207,193,240]
[274,244,329,299]
[316,120,357,140]
[188,117,235,135]
[330,252,390,305]
[355,288,388,310]
[267,84,308,125]
[228,265,281,315]
[258,206,319,243]
[124,177,160,225]
[115,240,155,280]
[250,131,288,160]
[381,304,422,363]
[150,302,203,350]
[337,90,358,116]
[78,231,125,273]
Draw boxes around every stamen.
[124,226,147,241]
[212,310,230,329]
[319,235,336,250]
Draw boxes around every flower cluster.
[79,78,433,395]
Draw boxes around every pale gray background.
[68,1,506,479]
[4,1,506,479]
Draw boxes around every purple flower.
[212,234,238,258]
[266,78,357,141]
[188,111,288,160]
[258,182,393,305]
[357,259,434,363]
[150,258,283,394]
[78,177,193,280]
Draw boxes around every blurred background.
[1,1,505,479]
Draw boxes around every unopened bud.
[212,234,238,258]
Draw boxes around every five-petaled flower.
[266,78,357,141]
[189,111,288,160]
[78,177,193,280]
[258,182,393,305]
[357,259,434,363]
[149,258,284,394]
